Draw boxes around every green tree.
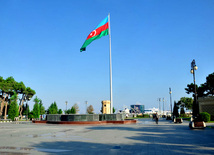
[205,72,214,96]
[32,96,41,119]
[39,100,45,115]
[0,76,35,120]
[48,101,58,114]
[58,109,63,114]
[178,97,194,110]
[87,105,94,114]
[28,111,34,120]
[185,83,198,96]
[0,77,15,119]
[18,86,36,119]
[73,103,79,113]
[185,72,214,97]
[113,107,116,113]
[40,105,46,115]
[180,107,185,115]
[8,92,19,121]
[65,109,71,114]
[22,104,30,116]
[173,101,179,118]
[71,106,76,114]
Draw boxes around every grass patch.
[125,117,150,119]
[180,117,191,121]
[207,121,214,123]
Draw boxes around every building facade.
[198,96,214,120]
[101,100,111,114]
[130,104,145,113]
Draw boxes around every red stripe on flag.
[86,22,109,40]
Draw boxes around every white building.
[144,107,159,115]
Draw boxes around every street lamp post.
[189,59,206,129]
[65,101,68,114]
[163,98,165,116]
[40,100,42,120]
[86,101,88,114]
[169,88,172,116]
[158,98,161,115]
[190,59,199,118]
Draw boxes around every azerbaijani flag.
[80,16,109,52]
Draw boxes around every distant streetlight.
[190,59,199,118]
[169,88,172,116]
[40,100,42,120]
[85,101,88,114]
[158,98,161,114]
[163,98,165,116]
[65,101,68,114]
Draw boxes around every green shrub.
[136,114,143,118]
[142,114,150,118]
[200,112,211,122]
[180,114,188,118]
[28,112,34,120]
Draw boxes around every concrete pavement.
[0,118,214,155]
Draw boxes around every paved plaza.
[0,118,214,155]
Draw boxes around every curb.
[0,121,13,123]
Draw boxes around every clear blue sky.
[1,0,214,113]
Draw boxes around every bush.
[200,112,211,122]
[71,106,76,114]
[28,112,33,120]
[142,114,150,118]
[180,114,188,118]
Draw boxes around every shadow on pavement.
[31,119,214,154]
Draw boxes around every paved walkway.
[0,118,214,155]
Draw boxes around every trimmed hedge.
[200,112,211,122]
[142,114,150,118]
[136,114,150,118]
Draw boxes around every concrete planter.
[46,114,124,122]
[189,121,206,129]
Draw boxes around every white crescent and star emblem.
[90,30,96,37]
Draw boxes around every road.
[0,118,214,155]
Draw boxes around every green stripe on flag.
[80,29,109,52]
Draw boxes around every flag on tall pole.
[80,16,109,52]
[80,14,113,114]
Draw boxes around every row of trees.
[64,103,94,114]
[0,76,109,120]
[31,101,95,118]
[185,72,214,97]
[0,76,36,120]
[173,72,214,118]
[6,96,96,120]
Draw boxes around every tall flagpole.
[108,13,113,114]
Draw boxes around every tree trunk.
[0,99,3,117]
[19,95,25,120]
[0,98,3,118]
[0,94,6,119]
[4,101,7,120]
[4,95,9,120]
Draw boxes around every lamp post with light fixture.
[190,59,199,118]
[169,88,172,116]
[189,59,206,129]
[65,101,68,114]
